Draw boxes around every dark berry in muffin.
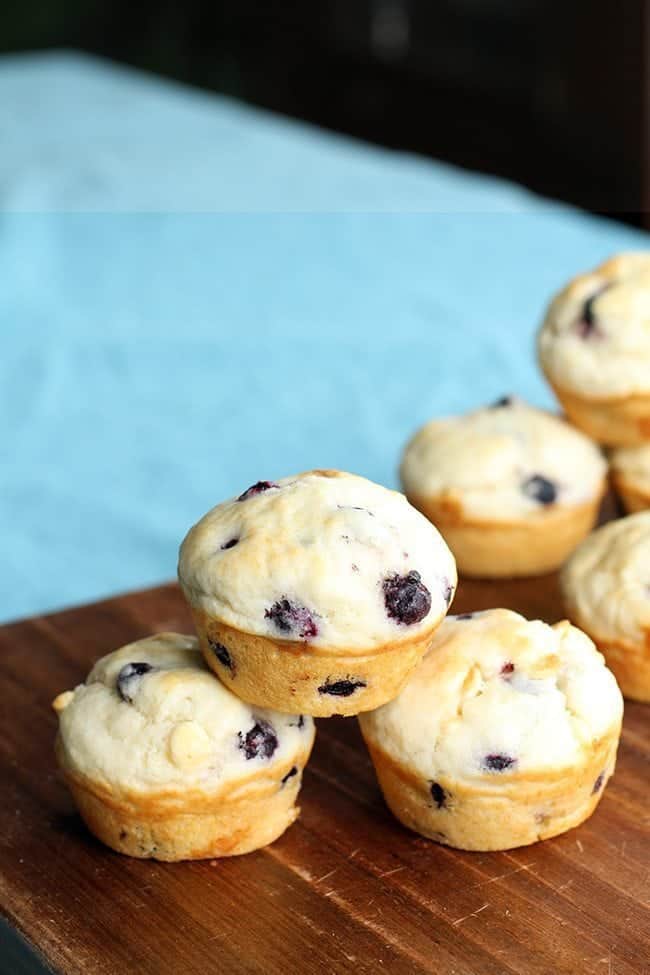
[208,639,235,674]
[383,571,431,625]
[430,782,448,809]
[117,662,154,703]
[237,481,279,501]
[483,753,517,773]
[238,720,278,760]
[281,766,298,786]
[592,771,605,794]
[318,677,367,697]
[578,285,610,339]
[265,599,319,639]
[522,474,557,506]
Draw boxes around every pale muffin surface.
[538,252,650,398]
[54,633,314,794]
[611,444,650,495]
[400,400,605,522]
[561,512,650,648]
[359,609,622,781]
[179,470,457,650]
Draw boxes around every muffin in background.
[359,609,623,852]
[400,398,606,578]
[53,633,315,860]
[610,444,650,512]
[538,252,650,446]
[561,511,650,701]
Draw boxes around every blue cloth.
[1,51,647,622]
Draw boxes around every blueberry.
[116,662,154,703]
[483,753,517,772]
[579,286,609,339]
[430,782,448,809]
[592,771,605,794]
[318,677,367,697]
[522,474,557,506]
[208,638,235,674]
[491,396,513,408]
[237,480,279,501]
[281,766,298,786]
[383,571,432,625]
[500,661,515,676]
[221,538,239,550]
[265,599,319,639]
[238,720,278,760]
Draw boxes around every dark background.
[3,0,648,224]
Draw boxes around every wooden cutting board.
[1,571,649,975]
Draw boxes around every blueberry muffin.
[52,633,315,860]
[399,398,606,578]
[610,444,650,513]
[359,609,622,852]
[538,252,650,446]
[178,470,457,717]
[561,511,650,701]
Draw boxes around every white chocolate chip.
[52,690,74,712]
[167,721,212,769]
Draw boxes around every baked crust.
[611,470,650,514]
[560,605,650,702]
[560,512,650,700]
[405,488,605,578]
[546,379,650,447]
[361,734,619,852]
[193,610,444,717]
[611,472,650,513]
[56,735,313,860]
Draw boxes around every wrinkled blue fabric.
[1,51,646,621]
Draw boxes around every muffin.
[610,444,650,512]
[538,252,650,446]
[359,609,623,852]
[399,398,606,578]
[561,511,650,701]
[178,470,457,717]
[53,633,315,860]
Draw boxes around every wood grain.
[1,569,649,975]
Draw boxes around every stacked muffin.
[53,633,316,860]
[53,471,458,859]
[178,471,457,717]
[54,252,648,858]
